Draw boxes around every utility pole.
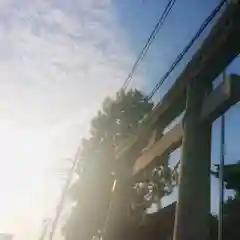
[173,80,212,240]
[39,219,50,240]
[49,147,81,240]
[218,71,226,240]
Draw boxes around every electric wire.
[122,0,176,90]
[146,0,227,100]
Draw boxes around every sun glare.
[0,119,60,238]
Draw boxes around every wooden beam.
[200,74,240,122]
[132,75,240,177]
[132,123,183,176]
[119,2,240,166]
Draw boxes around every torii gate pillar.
[174,81,212,240]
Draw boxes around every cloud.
[0,0,141,128]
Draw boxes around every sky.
[0,0,141,239]
[0,0,239,240]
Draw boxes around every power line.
[122,0,176,90]
[146,0,227,101]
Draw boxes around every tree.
[221,163,240,240]
[63,89,155,240]
[212,162,240,240]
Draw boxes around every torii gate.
[103,2,240,240]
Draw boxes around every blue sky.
[113,0,224,93]
[0,0,239,239]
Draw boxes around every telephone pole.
[39,219,50,240]
[49,147,81,240]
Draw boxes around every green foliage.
[63,89,154,240]
[131,164,172,204]
[222,163,240,239]
[211,162,240,240]
[222,196,240,239]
